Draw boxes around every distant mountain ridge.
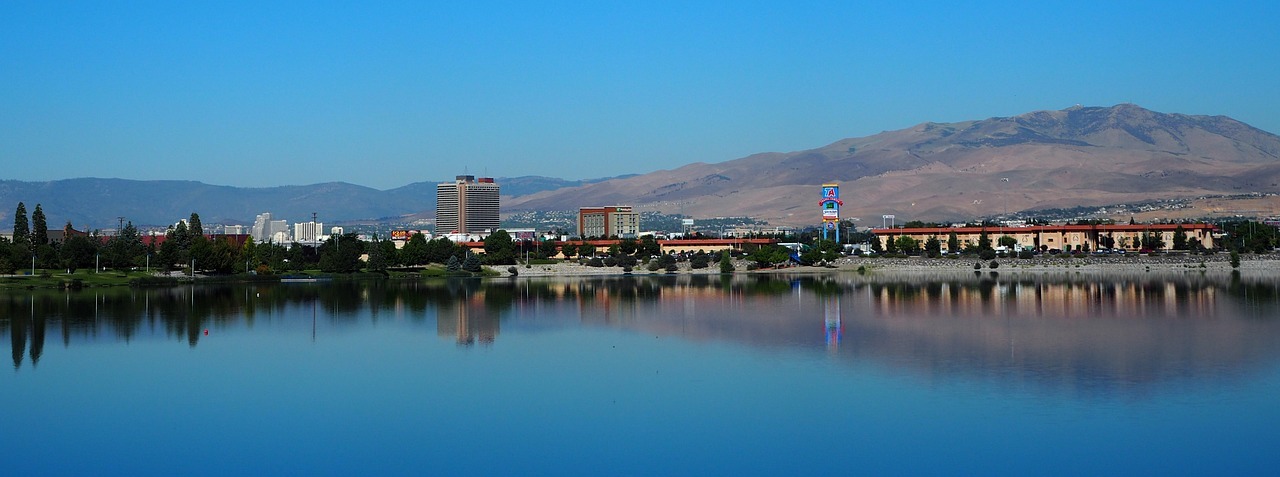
[5,104,1278,229]
[0,175,626,230]
[505,104,1280,223]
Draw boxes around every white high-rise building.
[252,213,292,243]
[294,221,324,244]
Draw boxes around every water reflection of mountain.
[4,274,1280,395]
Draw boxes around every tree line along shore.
[2,201,1278,289]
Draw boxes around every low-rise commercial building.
[868,223,1217,252]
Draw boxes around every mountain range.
[505,103,1280,223]
[3,104,1278,230]
[0,175,619,230]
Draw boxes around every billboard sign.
[819,183,842,223]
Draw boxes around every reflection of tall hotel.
[436,175,500,234]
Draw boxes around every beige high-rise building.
[578,206,640,239]
[436,175,500,234]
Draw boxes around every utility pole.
[117,216,125,236]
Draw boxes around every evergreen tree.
[445,254,461,272]
[12,202,29,245]
[1172,225,1188,251]
[188,213,204,237]
[31,204,48,245]
[366,237,388,272]
[977,230,992,251]
[947,232,959,254]
[462,251,482,272]
[719,250,735,273]
[924,236,942,257]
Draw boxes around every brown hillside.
[505,104,1280,224]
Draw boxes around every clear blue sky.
[3,1,1277,190]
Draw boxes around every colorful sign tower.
[819,183,842,242]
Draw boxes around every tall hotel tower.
[436,175,500,234]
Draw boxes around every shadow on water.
[4,273,1280,396]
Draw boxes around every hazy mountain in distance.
[0,174,636,231]
[504,104,1280,223]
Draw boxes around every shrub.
[979,249,997,260]
[586,257,605,267]
[647,261,662,272]
[988,260,999,269]
[974,261,983,269]
[507,266,518,276]
[665,264,678,273]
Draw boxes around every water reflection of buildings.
[825,295,842,351]
[866,278,1219,319]
[436,295,499,346]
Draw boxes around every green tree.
[690,251,710,269]
[619,238,638,255]
[978,230,992,251]
[461,251,482,273]
[870,235,884,254]
[1143,231,1165,251]
[58,228,97,273]
[401,233,428,265]
[1172,225,1188,251]
[924,236,942,257]
[559,242,577,260]
[719,250,735,273]
[12,202,29,245]
[188,213,204,237]
[318,233,364,273]
[104,222,145,269]
[482,230,517,265]
[424,237,457,264]
[998,235,1017,248]
[445,254,461,272]
[577,242,596,258]
[639,235,661,257]
[885,235,898,254]
[366,236,389,272]
[894,235,919,255]
[947,232,959,254]
[31,204,48,246]
[158,238,181,273]
[537,239,559,259]
[749,245,792,268]
[204,236,238,273]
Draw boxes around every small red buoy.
[203,329,209,335]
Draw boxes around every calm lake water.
[4,272,1280,476]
